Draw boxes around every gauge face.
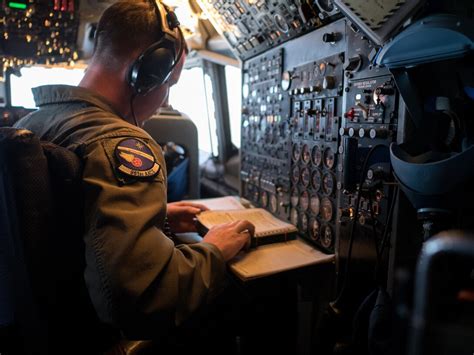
[310,218,320,240]
[317,0,335,12]
[312,170,322,191]
[243,83,249,99]
[310,195,320,215]
[274,13,289,33]
[290,208,299,226]
[260,190,268,207]
[300,190,309,211]
[292,166,300,185]
[281,71,291,91]
[270,194,278,213]
[322,172,335,195]
[321,225,334,249]
[320,197,333,222]
[300,213,309,231]
[301,167,310,187]
[291,188,299,207]
[312,145,322,166]
[292,143,301,162]
[323,147,335,169]
[302,144,311,164]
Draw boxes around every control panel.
[240,48,292,222]
[196,0,341,60]
[0,0,80,68]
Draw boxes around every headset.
[128,0,185,95]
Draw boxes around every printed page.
[197,208,297,236]
[229,239,335,281]
[185,196,246,211]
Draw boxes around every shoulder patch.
[114,138,160,178]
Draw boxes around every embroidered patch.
[114,138,160,178]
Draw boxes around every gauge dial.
[270,194,278,213]
[292,166,300,185]
[291,188,299,207]
[310,195,320,215]
[312,145,322,166]
[290,208,299,226]
[281,71,291,91]
[260,190,268,207]
[292,143,301,162]
[321,225,334,249]
[302,144,311,164]
[322,172,335,195]
[320,197,333,222]
[312,170,322,191]
[300,213,309,232]
[274,13,289,33]
[300,190,309,211]
[310,218,320,240]
[317,0,335,12]
[323,147,335,169]
[301,167,310,187]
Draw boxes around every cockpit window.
[225,65,242,149]
[9,66,85,109]
[168,66,218,161]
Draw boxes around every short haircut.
[93,0,160,66]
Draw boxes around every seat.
[409,230,474,355]
[0,128,159,355]
[143,108,200,199]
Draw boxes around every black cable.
[330,144,386,311]
[376,185,398,278]
[368,193,381,274]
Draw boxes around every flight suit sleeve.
[80,136,227,335]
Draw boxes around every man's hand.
[202,220,255,261]
[167,201,208,233]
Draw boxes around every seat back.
[0,127,89,354]
[143,110,200,199]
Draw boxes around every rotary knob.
[323,76,336,90]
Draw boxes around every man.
[14,0,257,352]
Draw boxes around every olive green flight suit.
[14,85,227,335]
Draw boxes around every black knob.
[323,32,339,43]
[344,55,362,72]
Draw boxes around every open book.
[196,208,298,247]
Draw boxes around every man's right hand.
[202,220,255,261]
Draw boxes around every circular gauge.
[291,188,299,207]
[312,145,322,166]
[300,213,309,231]
[270,194,278,213]
[320,197,333,222]
[319,62,327,75]
[321,225,334,249]
[302,144,311,164]
[281,71,291,91]
[260,190,269,207]
[317,0,335,12]
[292,143,301,162]
[301,167,310,187]
[300,190,309,211]
[243,84,249,99]
[292,165,300,185]
[290,208,299,226]
[323,147,335,169]
[310,195,320,215]
[312,170,322,191]
[274,13,289,33]
[322,172,335,195]
[309,218,320,240]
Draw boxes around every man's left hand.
[167,201,208,233]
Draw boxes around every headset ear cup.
[130,47,175,94]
